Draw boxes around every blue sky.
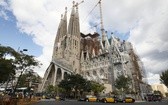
[0,10,42,56]
[1,0,168,85]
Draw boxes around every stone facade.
[40,2,148,99]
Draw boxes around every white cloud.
[0,0,9,20]
[0,10,8,20]
[1,0,168,85]
[127,0,168,84]
[146,72,161,85]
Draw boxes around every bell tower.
[67,1,81,73]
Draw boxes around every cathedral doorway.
[64,72,68,79]
[56,68,62,82]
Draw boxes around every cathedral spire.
[111,32,114,45]
[56,14,63,41]
[104,31,110,49]
[75,2,79,19]
[62,7,67,37]
[52,14,64,61]
[68,1,75,35]
[75,2,80,37]
[68,1,80,37]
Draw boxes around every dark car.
[153,94,162,101]
[145,94,153,101]
[145,94,162,102]
[78,97,86,101]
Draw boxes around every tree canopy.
[115,74,131,91]
[0,44,41,94]
[0,59,16,83]
[89,81,105,96]
[0,45,18,83]
[160,70,168,87]
[59,74,87,93]
[18,71,41,88]
[45,85,58,94]
[58,74,105,97]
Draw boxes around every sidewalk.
[135,100,146,103]
[17,98,40,105]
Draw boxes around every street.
[32,99,168,105]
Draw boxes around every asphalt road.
[32,99,168,105]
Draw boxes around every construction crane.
[74,0,84,7]
[98,0,116,92]
[98,0,106,43]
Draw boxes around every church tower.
[40,2,81,92]
[52,1,81,73]
[52,7,67,61]
[67,1,81,73]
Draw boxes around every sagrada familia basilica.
[39,1,151,99]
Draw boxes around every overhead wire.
[81,1,100,24]
[57,0,84,16]
[81,0,102,33]
[57,0,101,34]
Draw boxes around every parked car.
[101,97,118,103]
[145,94,153,101]
[153,94,162,101]
[80,95,97,102]
[145,94,162,102]
[42,95,50,99]
[55,96,65,101]
[78,97,86,101]
[122,97,135,103]
[97,96,106,102]
[78,95,97,102]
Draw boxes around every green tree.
[59,74,87,98]
[165,93,168,97]
[153,90,163,97]
[160,70,168,87]
[13,53,41,94]
[0,45,18,83]
[0,59,16,83]
[58,79,71,94]
[0,44,41,95]
[45,85,58,94]
[18,72,41,88]
[59,74,105,98]
[89,81,105,96]
[115,75,131,92]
